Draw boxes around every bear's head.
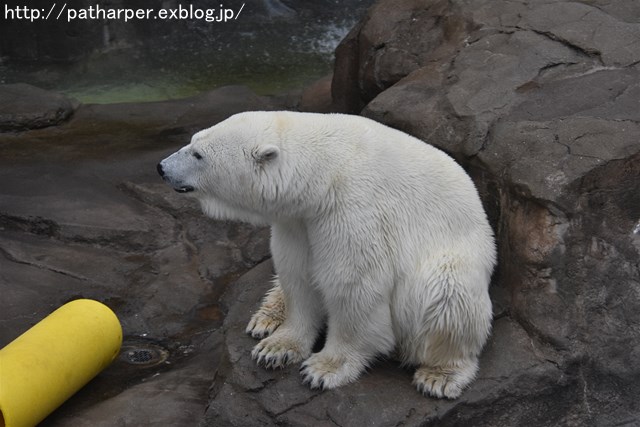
[157,111,332,224]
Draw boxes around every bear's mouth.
[174,185,194,193]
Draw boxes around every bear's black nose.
[157,163,165,177]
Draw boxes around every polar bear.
[157,111,496,398]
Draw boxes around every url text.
[4,3,245,23]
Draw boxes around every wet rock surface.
[0,85,275,425]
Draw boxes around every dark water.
[0,1,373,103]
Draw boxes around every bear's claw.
[412,361,477,399]
[251,335,308,369]
[245,313,281,339]
[300,367,325,390]
[299,352,364,390]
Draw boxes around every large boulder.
[327,0,640,425]
[0,84,78,131]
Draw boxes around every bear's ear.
[252,144,280,164]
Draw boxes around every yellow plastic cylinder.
[0,299,122,427]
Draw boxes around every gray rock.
[332,0,469,112]
[201,259,572,427]
[0,83,78,131]
[45,331,225,427]
[298,74,335,113]
[517,2,640,66]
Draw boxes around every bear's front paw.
[251,335,309,369]
[246,310,282,339]
[300,352,364,390]
[245,283,285,339]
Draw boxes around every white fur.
[159,111,496,398]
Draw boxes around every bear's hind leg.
[401,253,492,399]
[413,358,478,399]
[246,279,285,339]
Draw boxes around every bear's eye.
[193,152,203,160]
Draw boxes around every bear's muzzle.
[157,162,195,193]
